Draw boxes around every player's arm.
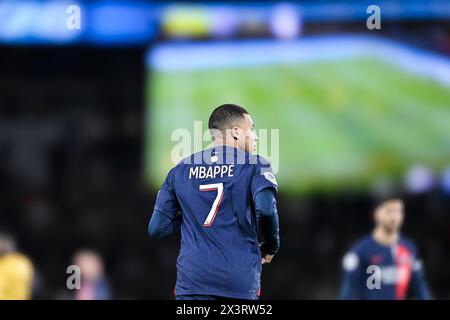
[148,168,181,240]
[148,209,181,240]
[250,157,279,264]
[255,188,280,261]
[339,251,362,300]
[409,256,432,300]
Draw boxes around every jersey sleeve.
[154,167,181,217]
[339,249,363,300]
[250,157,278,200]
[148,209,182,239]
[255,188,280,255]
[409,249,431,300]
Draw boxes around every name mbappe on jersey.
[188,165,234,179]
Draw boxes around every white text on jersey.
[189,165,234,179]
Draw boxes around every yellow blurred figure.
[0,233,34,300]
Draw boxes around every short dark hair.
[208,104,249,131]
[373,193,403,209]
[371,192,404,221]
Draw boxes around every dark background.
[1,1,450,299]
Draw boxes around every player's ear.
[373,208,380,224]
[231,127,240,140]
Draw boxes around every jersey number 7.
[199,183,224,227]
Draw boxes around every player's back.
[167,145,275,299]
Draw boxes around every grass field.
[145,57,450,193]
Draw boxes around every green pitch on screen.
[145,58,450,193]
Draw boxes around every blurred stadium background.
[1,0,450,299]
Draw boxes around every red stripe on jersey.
[395,244,413,300]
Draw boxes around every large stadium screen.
[145,36,450,193]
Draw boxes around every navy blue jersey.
[340,234,431,300]
[154,145,278,299]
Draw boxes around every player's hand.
[261,254,274,264]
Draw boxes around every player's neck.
[212,139,239,150]
[372,228,399,246]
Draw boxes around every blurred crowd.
[0,47,157,299]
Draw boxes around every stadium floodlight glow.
[404,165,435,194]
[270,3,301,40]
[210,6,238,38]
[441,167,450,195]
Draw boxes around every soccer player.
[339,197,431,300]
[148,104,280,300]
[0,232,34,300]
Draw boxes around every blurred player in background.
[0,232,34,300]
[340,197,431,300]
[73,249,111,300]
[148,104,280,300]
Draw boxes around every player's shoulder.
[246,154,274,177]
[342,235,372,271]
[176,148,218,167]
[164,165,180,181]
[398,235,418,253]
[349,234,374,253]
[172,148,274,175]
[342,236,371,271]
[251,154,272,166]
